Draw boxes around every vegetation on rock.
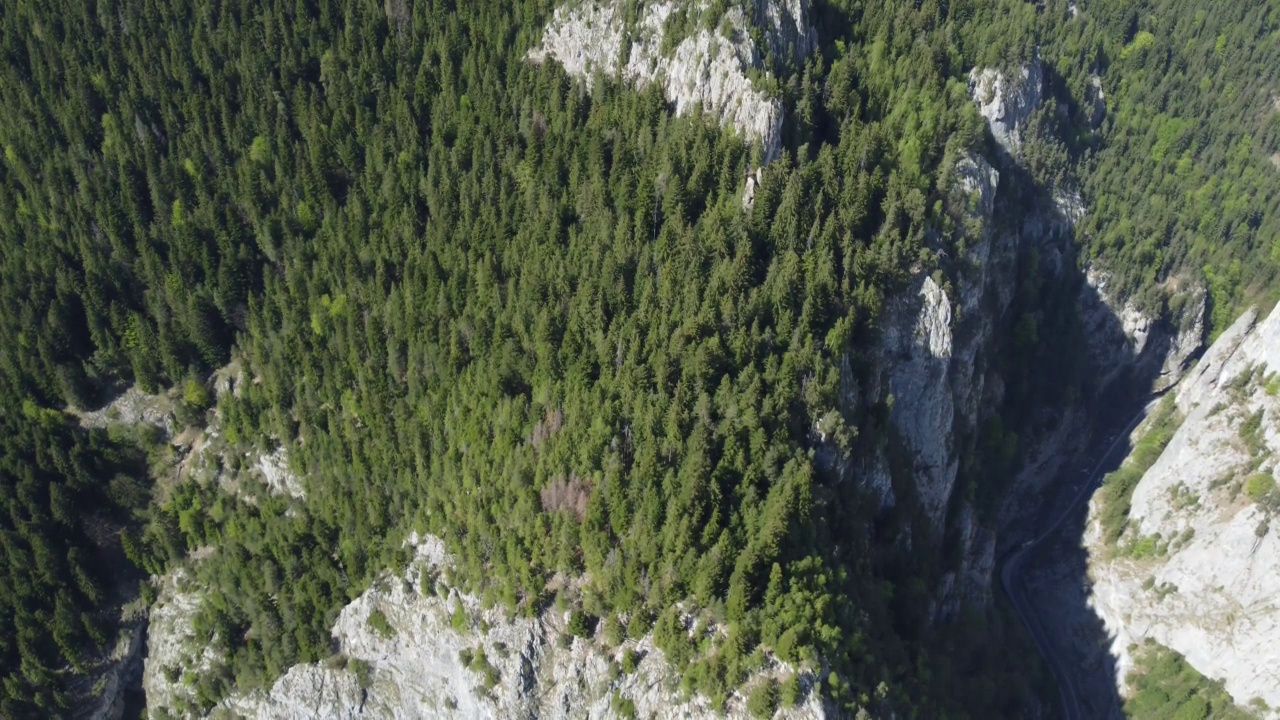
[1098,396,1181,546]
[1125,640,1256,720]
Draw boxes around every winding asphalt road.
[999,408,1148,720]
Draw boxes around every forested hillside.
[0,405,149,713]
[2,0,1280,717]
[1039,1,1280,329]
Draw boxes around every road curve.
[999,408,1148,720]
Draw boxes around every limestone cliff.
[160,535,829,720]
[824,60,1047,622]
[1079,267,1206,394]
[144,570,230,718]
[968,56,1044,156]
[529,0,815,161]
[848,55,1061,619]
[1087,305,1280,715]
[863,54,1206,627]
[867,149,1015,617]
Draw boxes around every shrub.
[1239,410,1267,456]
[627,610,653,640]
[612,692,637,719]
[621,648,639,674]
[182,377,212,411]
[450,602,469,632]
[747,678,779,719]
[366,609,395,639]
[469,648,500,690]
[566,609,593,638]
[603,614,624,646]
[349,658,372,689]
[1245,472,1276,501]
[780,673,802,707]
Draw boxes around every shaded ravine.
[1001,403,1154,720]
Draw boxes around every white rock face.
[530,0,815,161]
[212,534,830,719]
[1053,186,1086,223]
[144,570,230,718]
[74,385,176,435]
[80,621,145,720]
[880,275,957,528]
[1084,75,1106,128]
[1165,288,1208,386]
[256,446,305,500]
[968,55,1043,155]
[954,154,999,224]
[936,503,996,616]
[854,153,1012,618]
[1079,267,1206,393]
[1080,266,1152,387]
[749,0,814,60]
[874,154,1003,533]
[1087,305,1280,714]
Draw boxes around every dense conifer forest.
[1,0,1278,716]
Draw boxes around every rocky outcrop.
[1087,305,1280,714]
[73,385,176,436]
[211,534,829,719]
[967,56,1203,399]
[968,55,1043,155]
[530,0,815,161]
[936,504,997,613]
[1084,75,1106,129]
[1079,268,1206,393]
[859,55,1202,625]
[144,570,230,718]
[833,150,1019,619]
[742,166,763,209]
[879,274,958,528]
[256,447,305,500]
[872,154,1004,533]
[78,621,145,720]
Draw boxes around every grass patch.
[1245,472,1276,502]
[1098,397,1182,545]
[366,609,395,639]
[1239,409,1267,457]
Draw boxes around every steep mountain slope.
[143,18,1202,719]
[1088,305,1280,716]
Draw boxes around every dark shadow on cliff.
[976,124,1202,719]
